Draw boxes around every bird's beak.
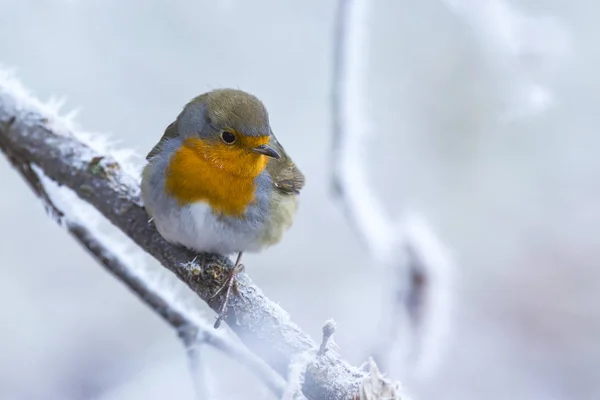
[251,144,280,159]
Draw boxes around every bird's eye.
[221,131,236,144]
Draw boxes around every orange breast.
[165,138,268,217]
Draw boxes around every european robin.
[141,89,305,327]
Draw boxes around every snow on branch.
[318,319,337,356]
[359,359,408,400]
[0,70,384,399]
[0,121,284,397]
[331,0,453,375]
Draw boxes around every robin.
[141,89,305,327]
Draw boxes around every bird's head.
[175,88,280,178]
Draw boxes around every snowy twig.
[0,121,284,397]
[0,72,367,400]
[331,0,452,373]
[281,320,340,399]
[318,319,337,356]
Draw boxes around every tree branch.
[72,221,286,397]
[0,116,285,397]
[331,0,452,375]
[0,72,368,399]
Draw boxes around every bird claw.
[212,263,245,329]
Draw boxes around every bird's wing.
[146,121,178,161]
[266,134,305,195]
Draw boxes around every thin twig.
[318,319,337,356]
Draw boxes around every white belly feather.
[153,201,266,255]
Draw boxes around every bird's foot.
[211,262,245,328]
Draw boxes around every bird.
[140,88,305,328]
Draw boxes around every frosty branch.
[69,224,287,399]
[0,112,285,398]
[0,79,372,399]
[331,0,452,373]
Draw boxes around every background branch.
[331,0,452,374]
[0,72,376,399]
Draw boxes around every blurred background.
[1,1,598,399]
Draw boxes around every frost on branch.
[0,129,284,398]
[357,359,407,400]
[282,352,313,400]
[318,319,337,356]
[0,68,369,400]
